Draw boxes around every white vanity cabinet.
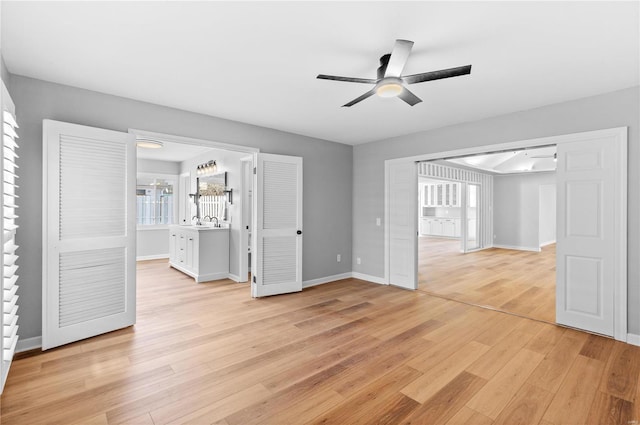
[169,225,229,282]
[420,217,461,238]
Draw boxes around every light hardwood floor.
[419,237,556,323]
[2,259,638,424]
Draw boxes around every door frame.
[129,128,259,284]
[384,126,627,340]
[239,156,253,282]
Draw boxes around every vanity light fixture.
[197,160,218,176]
[136,138,164,149]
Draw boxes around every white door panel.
[388,161,417,289]
[43,120,136,350]
[556,134,625,337]
[253,153,302,297]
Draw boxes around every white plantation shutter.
[252,153,302,297]
[1,82,19,392]
[43,120,136,350]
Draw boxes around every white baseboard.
[136,254,169,261]
[351,272,387,285]
[16,336,42,353]
[492,244,541,252]
[540,240,557,247]
[627,333,640,347]
[303,272,352,288]
[227,273,249,283]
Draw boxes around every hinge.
[252,275,257,283]
[253,167,257,174]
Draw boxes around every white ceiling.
[2,2,638,145]
[446,145,557,174]
[136,139,213,162]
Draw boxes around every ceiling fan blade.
[342,89,377,107]
[398,87,422,106]
[317,74,378,84]
[384,39,414,78]
[403,65,472,84]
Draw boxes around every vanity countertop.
[171,224,230,231]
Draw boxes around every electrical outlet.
[337,254,341,262]
[357,257,361,265]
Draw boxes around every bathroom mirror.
[198,172,228,221]
[199,172,227,196]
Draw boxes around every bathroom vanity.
[169,225,229,282]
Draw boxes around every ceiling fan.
[317,39,472,107]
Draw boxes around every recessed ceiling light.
[136,139,163,149]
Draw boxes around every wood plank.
[492,383,553,425]
[307,365,422,425]
[445,407,493,425]
[526,330,587,392]
[400,372,487,424]
[542,355,606,425]
[466,348,544,419]
[401,341,490,403]
[585,391,634,425]
[599,341,640,401]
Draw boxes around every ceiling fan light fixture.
[136,139,163,149]
[376,79,403,98]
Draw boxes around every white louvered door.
[252,153,302,297]
[1,82,19,392]
[43,120,136,350]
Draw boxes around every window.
[136,174,177,226]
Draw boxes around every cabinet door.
[436,185,443,206]
[178,232,186,264]
[445,184,451,206]
[419,219,427,235]
[185,234,196,269]
[432,219,443,235]
[451,183,460,207]
[429,185,435,207]
[454,219,461,237]
[442,220,455,237]
[169,231,177,262]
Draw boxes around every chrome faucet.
[212,217,219,227]
[203,215,212,222]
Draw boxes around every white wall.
[539,183,557,246]
[179,149,247,279]
[493,172,556,251]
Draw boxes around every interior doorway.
[387,127,627,340]
[416,153,557,323]
[133,130,257,291]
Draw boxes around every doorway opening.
[386,127,627,340]
[417,147,557,323]
[133,130,256,293]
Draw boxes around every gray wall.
[353,86,640,333]
[539,183,557,246]
[138,158,180,175]
[9,75,353,340]
[493,172,555,250]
